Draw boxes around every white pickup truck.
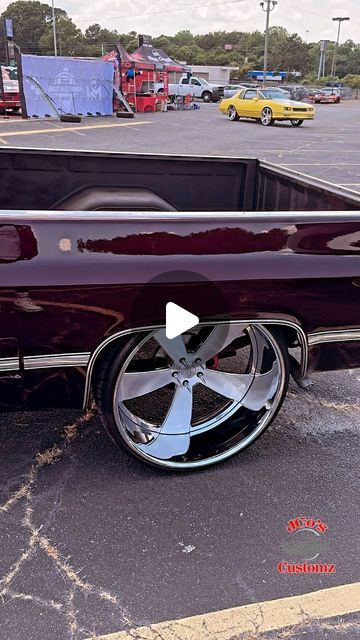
[162,76,224,102]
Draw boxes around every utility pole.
[51,0,58,56]
[318,40,327,81]
[260,0,278,88]
[305,30,309,44]
[330,16,350,77]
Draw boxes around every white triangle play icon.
[166,302,199,340]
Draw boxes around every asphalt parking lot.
[0,100,360,192]
[0,102,360,640]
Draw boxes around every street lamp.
[51,0,58,56]
[260,0,278,88]
[330,16,350,77]
[305,30,310,44]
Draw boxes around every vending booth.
[103,44,167,113]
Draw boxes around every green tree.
[1,1,66,55]
[39,15,84,56]
[343,74,360,98]
[83,23,120,56]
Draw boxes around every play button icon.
[166,302,199,340]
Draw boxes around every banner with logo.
[20,55,114,117]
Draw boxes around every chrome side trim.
[0,352,90,372]
[308,329,360,346]
[82,319,308,409]
[24,353,91,370]
[0,357,20,372]
[0,210,359,222]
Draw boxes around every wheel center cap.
[173,359,204,384]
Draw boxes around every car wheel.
[0,107,5,116]
[228,105,240,121]
[202,91,212,103]
[96,324,289,471]
[291,119,304,127]
[260,107,274,126]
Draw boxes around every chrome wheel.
[228,105,239,121]
[106,324,288,470]
[260,107,274,126]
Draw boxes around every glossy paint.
[0,150,359,411]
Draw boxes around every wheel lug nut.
[195,358,202,364]
[183,380,189,386]
[197,372,204,378]
[180,358,187,365]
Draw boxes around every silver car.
[223,84,247,99]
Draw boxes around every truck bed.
[0,148,359,212]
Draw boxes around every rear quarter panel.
[0,211,359,409]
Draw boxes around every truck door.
[180,78,191,97]
[190,78,202,97]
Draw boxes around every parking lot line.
[91,581,360,640]
[0,121,153,138]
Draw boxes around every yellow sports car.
[219,87,315,127]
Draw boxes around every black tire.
[202,91,212,103]
[0,107,5,116]
[291,119,304,127]
[60,114,82,123]
[228,105,240,121]
[95,325,290,471]
[116,111,135,118]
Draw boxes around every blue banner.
[21,55,114,117]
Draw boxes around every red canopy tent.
[102,44,169,112]
[132,44,186,73]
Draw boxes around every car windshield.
[198,78,210,85]
[260,90,289,100]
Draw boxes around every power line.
[70,0,247,24]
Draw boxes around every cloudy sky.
[1,0,359,42]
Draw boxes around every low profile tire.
[202,91,212,103]
[96,324,290,471]
[291,119,304,127]
[228,105,240,121]
[260,107,274,126]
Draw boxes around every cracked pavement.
[0,367,359,640]
[1,102,360,638]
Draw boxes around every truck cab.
[166,76,224,103]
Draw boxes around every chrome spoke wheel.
[228,105,240,121]
[261,107,273,126]
[109,323,288,470]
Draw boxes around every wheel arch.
[83,318,308,409]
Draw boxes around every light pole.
[51,0,58,56]
[330,16,349,77]
[260,0,278,88]
[305,30,309,44]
